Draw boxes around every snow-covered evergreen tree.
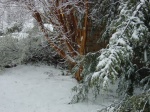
[72,1,150,111]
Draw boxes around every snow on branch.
[91,0,148,88]
[44,24,53,32]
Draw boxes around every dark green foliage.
[71,52,100,103]
[89,0,119,25]
[89,0,120,41]
[117,64,137,96]
[99,92,150,112]
[81,52,100,78]
[4,22,22,34]
[0,31,3,36]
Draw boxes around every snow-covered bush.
[0,16,63,70]
[18,19,63,67]
[4,22,22,34]
[19,35,62,67]
[0,35,21,69]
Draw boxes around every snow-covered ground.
[0,65,117,112]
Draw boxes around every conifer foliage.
[72,0,150,111]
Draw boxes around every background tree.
[9,0,116,81]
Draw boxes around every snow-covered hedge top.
[11,32,29,39]
[22,19,34,33]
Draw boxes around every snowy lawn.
[0,65,116,112]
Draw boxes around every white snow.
[44,24,53,32]
[103,76,109,88]
[12,32,29,39]
[117,38,126,45]
[22,19,34,33]
[144,49,148,62]
[0,65,116,112]
[132,30,139,40]
[92,71,100,79]
[140,0,145,3]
